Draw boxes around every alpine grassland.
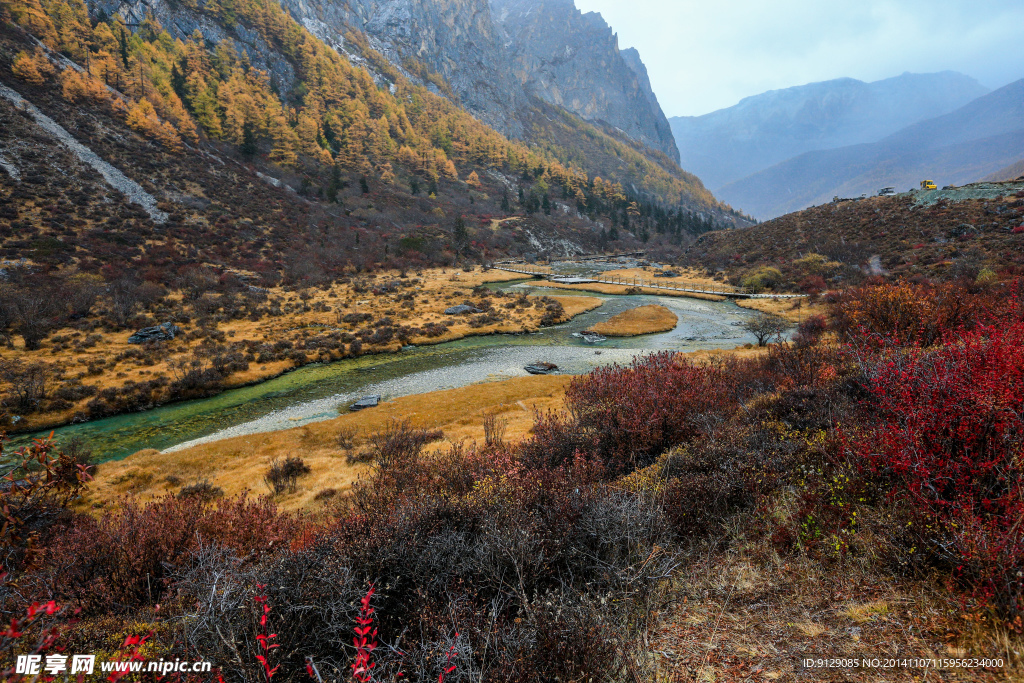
[2,278,1022,681]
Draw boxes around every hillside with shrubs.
[1,278,1022,680]
[0,0,741,266]
[684,188,1024,294]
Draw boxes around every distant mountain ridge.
[716,79,1024,219]
[670,71,990,191]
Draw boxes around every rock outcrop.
[490,0,679,162]
[274,0,530,139]
[445,304,483,315]
[128,323,182,344]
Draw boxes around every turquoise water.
[6,284,759,462]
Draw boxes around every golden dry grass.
[82,342,773,514]
[5,268,601,432]
[83,374,571,512]
[588,305,678,337]
[550,295,603,319]
[679,346,771,363]
[650,539,1021,682]
[737,296,826,323]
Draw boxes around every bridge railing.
[490,264,796,298]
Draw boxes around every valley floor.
[2,268,601,433]
[81,346,767,512]
[78,340,1021,682]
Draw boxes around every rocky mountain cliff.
[287,0,531,138]
[91,0,678,165]
[489,0,679,162]
[671,72,990,191]
[283,0,679,162]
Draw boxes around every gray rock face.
[350,395,381,410]
[278,0,529,138]
[276,0,677,160]
[524,362,557,374]
[490,0,679,162]
[128,322,182,344]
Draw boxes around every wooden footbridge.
[492,264,805,300]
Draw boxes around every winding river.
[8,283,764,462]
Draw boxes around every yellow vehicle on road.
[920,179,937,190]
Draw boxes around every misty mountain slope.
[984,159,1024,181]
[716,79,1024,219]
[490,0,679,162]
[670,72,989,190]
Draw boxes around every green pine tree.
[240,120,257,157]
[453,215,469,254]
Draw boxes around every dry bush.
[366,420,443,477]
[0,359,52,414]
[264,456,311,495]
[482,414,507,449]
[336,426,357,455]
[39,495,301,614]
[792,313,827,348]
[178,479,225,502]
[741,312,789,346]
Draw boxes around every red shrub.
[41,495,302,613]
[792,314,828,348]
[351,584,378,682]
[852,323,1024,618]
[524,353,735,473]
[798,274,827,294]
[829,280,1022,347]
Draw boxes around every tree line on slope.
[3,0,715,211]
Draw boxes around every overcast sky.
[573,0,1024,117]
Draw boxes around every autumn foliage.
[2,0,708,207]
[525,352,735,473]
[828,279,1022,347]
[2,279,1024,678]
[854,323,1024,620]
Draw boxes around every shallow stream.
[8,283,763,462]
